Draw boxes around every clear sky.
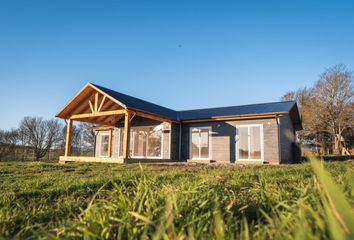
[1,0,354,129]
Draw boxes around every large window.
[100,134,109,157]
[129,125,163,158]
[236,125,263,161]
[190,127,211,159]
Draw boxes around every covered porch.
[56,83,175,164]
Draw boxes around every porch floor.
[59,156,175,164]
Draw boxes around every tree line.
[281,64,354,155]
[0,118,96,161]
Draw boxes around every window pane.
[238,127,249,159]
[100,135,109,156]
[130,125,163,158]
[147,126,162,157]
[250,126,261,159]
[191,129,199,159]
[132,129,147,157]
[200,129,209,158]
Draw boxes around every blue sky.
[0,0,354,129]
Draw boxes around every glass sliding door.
[129,125,163,158]
[238,127,249,159]
[236,125,263,161]
[191,129,200,159]
[250,126,261,159]
[189,127,211,160]
[200,128,210,159]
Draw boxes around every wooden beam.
[76,118,115,126]
[122,112,130,159]
[132,110,173,123]
[64,119,73,157]
[88,100,94,113]
[108,128,113,158]
[70,109,126,119]
[98,96,106,112]
[94,92,99,112]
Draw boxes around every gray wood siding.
[170,123,181,160]
[279,114,296,163]
[180,118,280,163]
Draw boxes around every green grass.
[0,161,353,239]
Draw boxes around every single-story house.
[56,83,302,164]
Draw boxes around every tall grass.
[0,160,353,239]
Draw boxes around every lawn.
[0,161,353,239]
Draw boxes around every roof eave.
[180,112,288,123]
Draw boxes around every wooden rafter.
[130,110,174,123]
[88,100,94,113]
[94,93,98,112]
[98,96,106,112]
[88,93,109,114]
[56,83,127,119]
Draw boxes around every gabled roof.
[57,83,302,129]
[91,83,178,120]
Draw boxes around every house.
[56,83,302,164]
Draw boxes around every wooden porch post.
[108,128,113,158]
[122,111,130,159]
[64,119,73,157]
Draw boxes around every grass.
[0,160,353,239]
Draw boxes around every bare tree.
[281,87,318,144]
[313,64,354,154]
[61,124,83,155]
[281,91,296,102]
[79,122,96,150]
[281,87,311,109]
[0,129,18,160]
[19,117,63,160]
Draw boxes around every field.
[0,161,353,239]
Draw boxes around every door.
[190,127,211,160]
[236,125,263,161]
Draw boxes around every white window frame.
[189,126,212,160]
[99,132,110,158]
[128,125,164,159]
[236,124,264,162]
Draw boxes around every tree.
[0,129,18,160]
[19,117,63,160]
[312,64,354,154]
[61,124,83,155]
[281,87,319,144]
[79,122,96,151]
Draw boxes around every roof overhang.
[56,83,175,126]
[180,112,288,123]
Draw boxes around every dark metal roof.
[177,101,296,120]
[92,83,178,120]
[92,83,301,129]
